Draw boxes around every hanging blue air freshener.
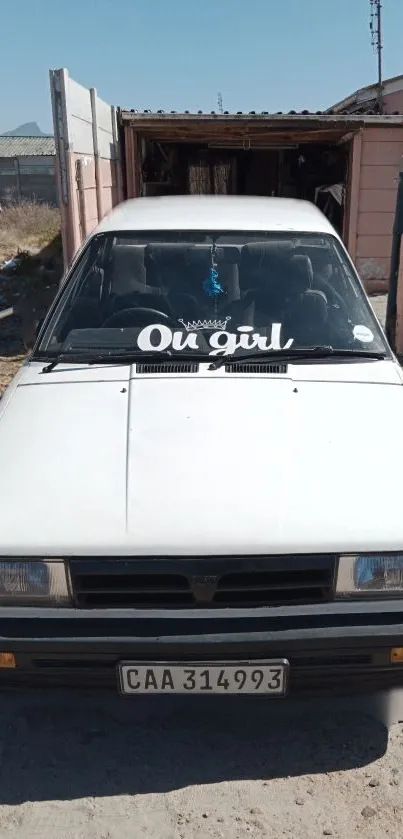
[203,242,223,297]
[203,267,223,297]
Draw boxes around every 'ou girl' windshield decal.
[136,321,294,356]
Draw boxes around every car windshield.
[36,230,388,359]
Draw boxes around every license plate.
[118,661,289,696]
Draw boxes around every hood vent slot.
[136,362,199,374]
[225,362,288,374]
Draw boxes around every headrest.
[308,248,334,278]
[305,288,328,307]
[184,245,241,266]
[185,248,211,268]
[288,254,313,292]
[111,245,147,295]
[147,244,188,265]
[299,289,328,322]
[216,246,241,264]
[241,241,294,268]
[112,244,146,269]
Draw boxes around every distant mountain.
[3,122,52,137]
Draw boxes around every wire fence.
[0,160,57,206]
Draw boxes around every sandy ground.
[0,356,24,396]
[1,291,402,838]
[371,294,387,328]
[0,692,402,839]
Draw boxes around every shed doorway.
[140,138,350,236]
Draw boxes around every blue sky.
[1,0,402,133]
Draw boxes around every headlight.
[336,554,403,596]
[0,560,71,605]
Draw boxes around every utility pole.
[370,0,383,112]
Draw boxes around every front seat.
[235,242,293,327]
[108,244,170,317]
[283,255,328,345]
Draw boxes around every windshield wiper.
[209,346,388,370]
[40,350,209,374]
[39,345,388,374]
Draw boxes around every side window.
[327,239,386,347]
[71,239,106,301]
[39,237,106,350]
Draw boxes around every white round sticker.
[353,324,374,344]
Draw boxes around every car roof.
[94,195,339,238]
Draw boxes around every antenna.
[370,0,383,112]
[217,92,224,114]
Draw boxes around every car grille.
[69,556,336,609]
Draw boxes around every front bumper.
[0,600,403,695]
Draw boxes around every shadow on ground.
[0,692,389,805]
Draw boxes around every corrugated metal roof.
[0,136,55,157]
[124,109,334,116]
[328,73,403,113]
[119,108,399,119]
[119,109,403,123]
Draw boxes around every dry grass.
[0,201,62,395]
[0,356,25,396]
[0,200,61,264]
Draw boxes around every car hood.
[1,362,403,555]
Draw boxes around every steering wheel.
[102,307,172,328]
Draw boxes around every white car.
[1,194,403,697]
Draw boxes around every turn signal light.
[0,653,16,668]
[391,648,403,663]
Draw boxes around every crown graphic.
[178,316,231,332]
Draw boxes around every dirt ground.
[371,294,387,328]
[0,356,24,395]
[0,692,401,839]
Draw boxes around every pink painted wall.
[50,69,124,268]
[383,90,403,114]
[76,156,98,238]
[59,152,120,267]
[99,157,119,214]
[74,156,118,242]
[353,126,403,290]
